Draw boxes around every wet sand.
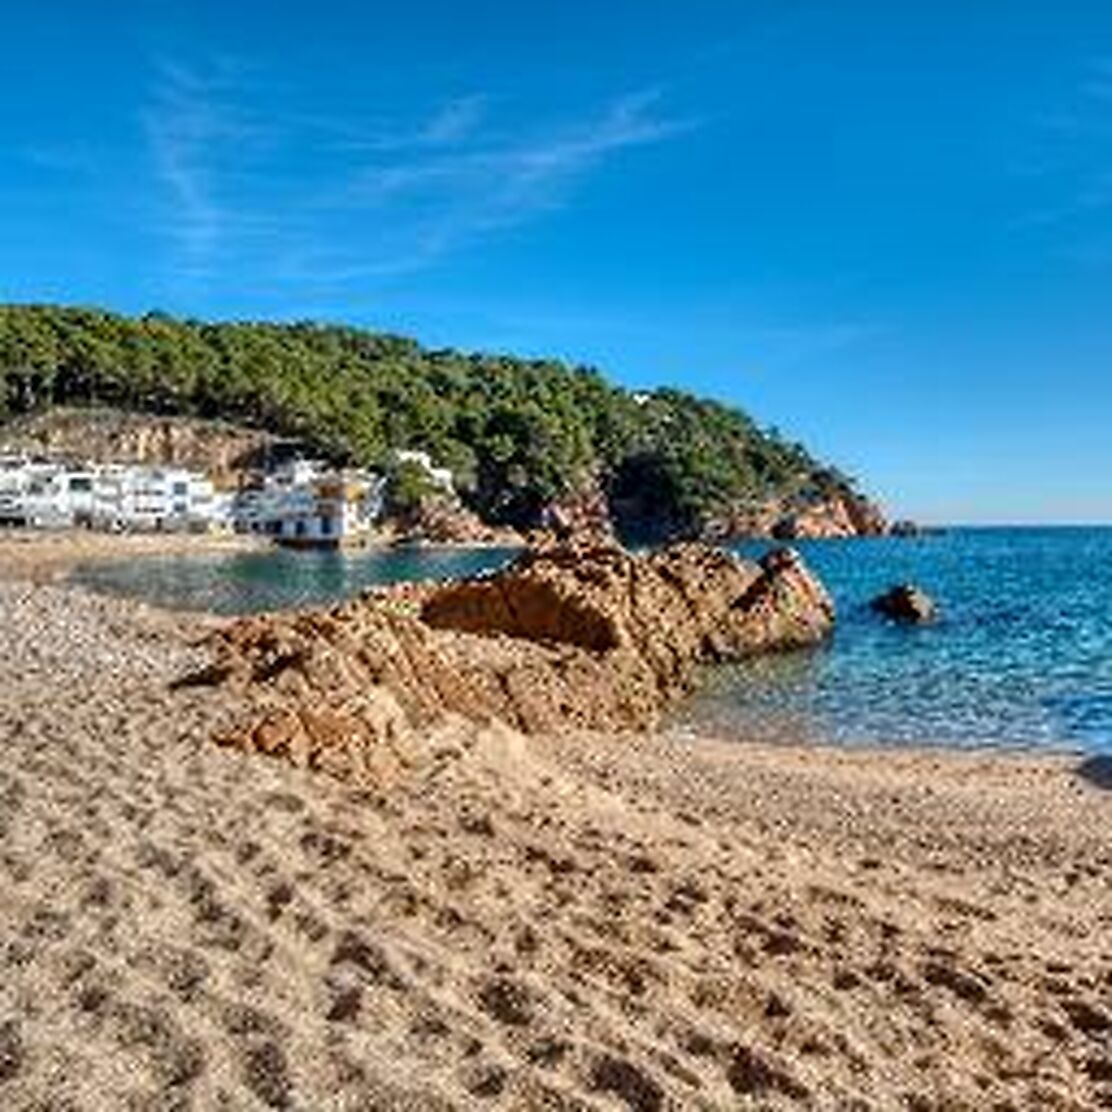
[0,579,1109,1109]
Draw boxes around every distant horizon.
[3,3,1112,524]
[899,519,1112,530]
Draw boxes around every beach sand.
[0,578,1109,1109]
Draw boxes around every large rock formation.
[707,492,889,541]
[184,542,833,779]
[770,493,888,540]
[388,495,523,546]
[420,542,833,667]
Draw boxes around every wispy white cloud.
[142,59,267,276]
[293,89,694,281]
[322,93,490,154]
[141,61,693,287]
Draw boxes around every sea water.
[71,544,519,617]
[72,527,1112,752]
[677,527,1112,753]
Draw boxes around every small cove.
[71,527,1112,753]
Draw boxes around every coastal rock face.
[540,476,617,543]
[771,494,888,540]
[390,496,522,546]
[871,583,937,623]
[2,407,277,481]
[708,492,888,541]
[422,541,833,667]
[189,542,833,777]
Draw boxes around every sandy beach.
[0,575,1109,1109]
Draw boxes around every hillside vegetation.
[0,304,863,536]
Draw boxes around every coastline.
[0,577,1108,1107]
[0,528,523,587]
[0,528,273,583]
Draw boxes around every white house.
[0,455,31,525]
[0,455,234,533]
[0,450,385,542]
[393,449,454,493]
[226,459,384,547]
[263,462,385,547]
[20,464,93,529]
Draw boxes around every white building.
[0,451,384,544]
[392,449,454,493]
[0,456,233,533]
[0,455,32,525]
[19,464,97,529]
[233,459,385,547]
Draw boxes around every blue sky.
[2,2,1111,523]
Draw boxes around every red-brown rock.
[189,542,833,778]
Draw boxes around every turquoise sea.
[71,543,519,617]
[701,527,1112,753]
[72,527,1112,753]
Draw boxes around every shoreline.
[668,710,1104,763]
[0,577,1109,1106]
[4,528,1102,763]
[0,527,272,582]
[0,527,522,584]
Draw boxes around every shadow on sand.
[1076,754,1112,790]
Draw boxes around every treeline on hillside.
[0,304,856,535]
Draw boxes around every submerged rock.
[185,541,834,778]
[870,583,937,624]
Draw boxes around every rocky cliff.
[548,471,888,543]
[770,491,888,539]
[0,407,279,481]
[540,474,617,543]
[180,541,833,780]
[385,494,524,546]
[698,491,887,541]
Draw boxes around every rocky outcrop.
[420,542,833,666]
[771,494,888,540]
[890,520,943,538]
[389,496,522,546]
[841,494,889,537]
[540,476,617,543]
[890,520,921,537]
[184,542,834,779]
[708,492,888,541]
[871,583,937,624]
